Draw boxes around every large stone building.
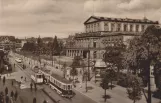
[66,16,159,60]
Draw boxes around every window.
[111,23,115,31]
[130,25,133,32]
[117,23,121,31]
[141,25,145,31]
[104,22,109,31]
[136,25,139,32]
[124,24,128,31]
[93,41,96,48]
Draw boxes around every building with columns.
[66,16,159,60]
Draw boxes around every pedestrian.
[12,80,14,86]
[10,91,14,98]
[14,91,18,101]
[14,63,15,68]
[30,83,33,91]
[3,76,5,86]
[5,87,8,95]
[25,77,26,82]
[34,83,37,92]
[5,95,9,103]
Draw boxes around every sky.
[0,0,161,38]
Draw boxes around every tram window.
[37,75,42,78]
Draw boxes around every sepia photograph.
[0,0,161,103]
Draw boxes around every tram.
[39,69,50,84]
[49,73,74,98]
[31,73,43,84]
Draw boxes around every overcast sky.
[0,0,161,38]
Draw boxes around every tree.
[70,67,78,85]
[62,63,67,78]
[52,36,60,56]
[106,69,117,90]
[127,75,142,103]
[37,36,43,64]
[100,71,110,102]
[123,25,161,103]
[103,44,125,79]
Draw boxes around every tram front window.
[68,85,71,90]
[36,75,42,78]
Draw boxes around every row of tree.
[100,25,161,103]
[22,36,64,56]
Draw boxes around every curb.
[42,88,57,103]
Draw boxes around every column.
[128,23,130,32]
[108,22,111,31]
[121,23,124,31]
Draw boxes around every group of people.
[30,82,37,92]
[0,77,18,103]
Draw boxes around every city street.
[12,52,161,103]
[1,52,97,103]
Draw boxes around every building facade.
[66,16,159,60]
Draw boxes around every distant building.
[0,36,22,50]
[66,16,159,60]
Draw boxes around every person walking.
[3,76,5,86]
[10,91,14,98]
[34,83,37,92]
[5,87,8,95]
[11,80,14,86]
[14,91,18,101]
[14,63,15,68]
[30,83,33,91]
[25,77,26,82]
[5,95,9,103]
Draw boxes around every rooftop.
[84,16,159,24]
[40,69,51,74]
[51,73,72,84]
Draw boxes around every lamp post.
[147,43,151,103]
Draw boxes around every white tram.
[39,69,50,84]
[31,66,43,84]
[31,73,43,84]
[49,73,74,98]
